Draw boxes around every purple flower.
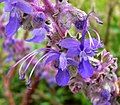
[0,0,4,3]
[100,89,111,101]
[5,9,21,37]
[2,0,33,37]
[43,51,77,86]
[1,0,33,13]
[26,28,47,43]
[94,102,111,105]
[33,12,46,27]
[59,37,103,79]
[26,12,50,43]
[93,89,111,105]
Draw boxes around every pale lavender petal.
[59,53,67,70]
[43,52,60,66]
[5,13,20,37]
[26,28,47,43]
[78,59,93,78]
[14,0,33,14]
[59,38,80,49]
[56,69,70,86]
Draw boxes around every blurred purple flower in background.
[1,0,33,37]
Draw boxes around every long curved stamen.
[16,48,54,77]
[19,52,38,79]
[87,30,94,47]
[7,50,38,78]
[13,49,38,68]
[28,53,50,81]
[24,54,37,74]
[92,29,101,47]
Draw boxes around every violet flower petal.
[4,2,13,12]
[59,38,80,49]
[14,0,33,14]
[0,0,4,3]
[56,69,70,86]
[67,48,80,57]
[43,52,60,66]
[78,59,93,78]
[5,13,20,37]
[26,28,47,43]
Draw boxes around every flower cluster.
[1,0,120,104]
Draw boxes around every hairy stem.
[21,76,40,105]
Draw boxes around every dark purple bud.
[33,12,46,24]
[74,19,86,30]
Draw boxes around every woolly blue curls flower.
[0,0,33,37]
[43,50,78,86]
[59,13,103,79]
[26,12,50,43]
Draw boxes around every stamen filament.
[19,52,38,79]
[28,53,50,81]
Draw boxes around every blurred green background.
[0,0,120,105]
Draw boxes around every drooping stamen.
[19,52,38,80]
[7,49,38,78]
[87,30,94,47]
[24,54,37,74]
[13,49,38,68]
[91,29,101,47]
[28,53,50,81]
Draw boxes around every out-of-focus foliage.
[0,0,120,105]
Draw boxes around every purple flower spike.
[56,69,70,86]
[26,28,47,43]
[78,58,93,78]
[5,11,21,37]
